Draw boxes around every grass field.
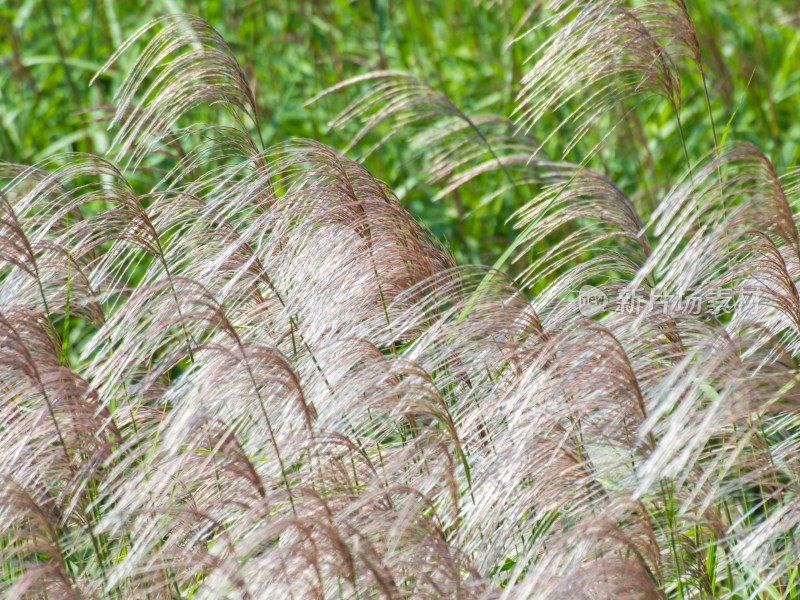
[3,1,800,598]
[5,0,799,268]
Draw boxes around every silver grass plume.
[2,7,800,600]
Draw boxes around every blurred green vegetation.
[2,0,800,270]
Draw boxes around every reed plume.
[2,4,800,599]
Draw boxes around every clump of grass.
[2,4,800,599]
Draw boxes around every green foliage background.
[2,0,799,268]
